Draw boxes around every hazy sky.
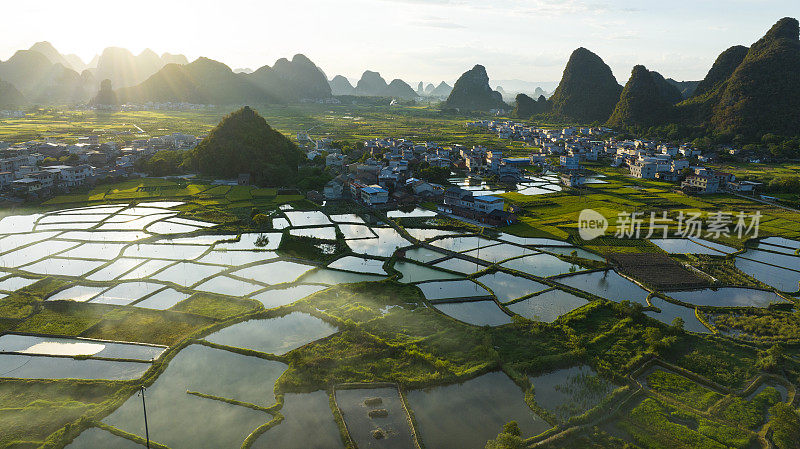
[2,0,795,86]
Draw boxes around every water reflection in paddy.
[433,257,487,274]
[328,256,387,275]
[231,261,314,285]
[668,287,788,308]
[194,275,263,297]
[283,211,332,227]
[251,391,342,449]
[346,228,410,257]
[433,301,512,326]
[289,227,337,240]
[0,354,150,380]
[213,232,282,250]
[204,312,337,355]
[544,246,605,261]
[330,213,365,224]
[394,261,461,284]
[298,268,385,285]
[22,257,105,277]
[104,345,286,449]
[92,282,163,305]
[557,271,649,305]
[461,243,536,263]
[429,236,497,252]
[735,258,799,292]
[500,253,583,277]
[507,289,587,322]
[0,276,38,292]
[405,228,457,241]
[476,272,548,302]
[0,334,164,360]
[407,372,550,449]
[195,250,277,266]
[135,288,190,310]
[337,224,376,240]
[401,247,448,264]
[645,298,710,333]
[416,280,489,300]
[252,284,327,308]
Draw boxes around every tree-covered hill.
[691,45,749,98]
[607,65,676,129]
[444,64,507,111]
[547,47,622,123]
[183,106,301,185]
[710,17,800,136]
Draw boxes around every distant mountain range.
[112,54,331,105]
[0,42,333,107]
[508,17,800,138]
[3,19,800,140]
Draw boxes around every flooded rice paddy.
[4,202,796,448]
[406,372,551,449]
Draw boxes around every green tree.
[485,422,525,449]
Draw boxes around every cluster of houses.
[316,137,518,224]
[0,110,25,119]
[0,132,202,199]
[90,102,212,112]
[609,140,760,194]
[469,122,762,196]
[468,121,611,145]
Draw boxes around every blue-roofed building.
[360,185,389,205]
